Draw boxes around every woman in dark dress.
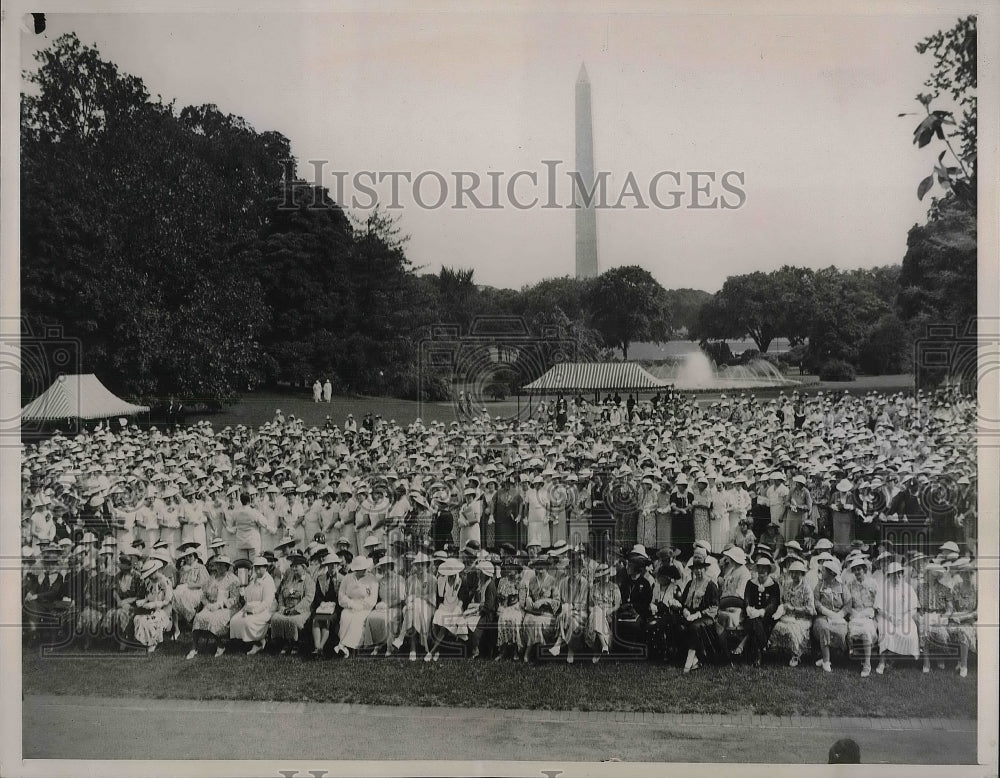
[677,552,720,673]
[491,477,522,552]
[738,554,781,666]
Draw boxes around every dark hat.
[287,553,308,566]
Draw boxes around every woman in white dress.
[172,544,209,631]
[229,556,276,654]
[525,476,550,551]
[428,558,468,661]
[132,559,174,653]
[188,555,240,658]
[709,475,733,554]
[875,561,920,674]
[333,555,378,657]
[158,487,182,557]
[180,487,208,561]
[394,552,436,660]
[586,563,621,663]
[458,489,482,549]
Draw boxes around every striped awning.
[21,374,149,421]
[521,362,671,394]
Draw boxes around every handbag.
[315,602,336,615]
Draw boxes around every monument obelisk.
[575,63,599,280]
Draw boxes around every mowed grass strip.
[22,648,975,718]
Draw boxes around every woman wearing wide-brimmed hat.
[333,555,378,658]
[677,550,719,673]
[844,555,878,676]
[132,558,174,653]
[394,551,436,660]
[768,559,815,666]
[586,563,621,663]
[102,552,144,645]
[363,556,406,656]
[945,558,977,678]
[549,546,588,663]
[739,554,779,666]
[495,556,525,660]
[270,552,316,655]
[917,561,952,673]
[811,559,847,672]
[172,543,209,633]
[188,555,240,658]
[874,561,920,674]
[427,557,468,660]
[520,554,559,662]
[310,550,345,658]
[229,556,276,655]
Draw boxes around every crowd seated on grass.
[21,386,977,676]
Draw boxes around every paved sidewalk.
[23,694,978,763]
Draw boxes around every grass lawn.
[188,374,915,432]
[22,643,974,718]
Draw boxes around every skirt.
[847,614,877,646]
[102,605,134,639]
[785,510,806,542]
[812,615,848,653]
[363,603,403,646]
[77,605,105,635]
[947,621,977,652]
[693,507,711,544]
[432,600,469,638]
[768,616,812,657]
[709,514,730,553]
[339,606,374,649]
[654,510,672,550]
[637,511,657,549]
[919,611,952,652]
[133,607,171,647]
[556,605,587,643]
[270,610,310,642]
[586,605,613,647]
[497,605,523,647]
[876,614,919,657]
[526,520,550,549]
[172,585,204,623]
[192,605,233,637]
[402,596,434,637]
[549,517,567,546]
[230,607,272,642]
[522,611,555,648]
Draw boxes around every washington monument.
[575,63,599,280]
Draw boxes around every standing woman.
[709,475,733,554]
[586,563,621,663]
[180,486,208,561]
[691,475,712,547]
[492,476,521,552]
[229,556,276,655]
[811,559,847,673]
[946,559,977,678]
[189,555,240,658]
[458,488,482,549]
[786,475,812,544]
[525,476,550,553]
[231,492,268,561]
[495,557,525,661]
[481,477,498,550]
[677,553,720,673]
[728,476,753,544]
[158,486,182,557]
[133,558,174,653]
[270,553,316,656]
[768,559,815,667]
[333,483,358,557]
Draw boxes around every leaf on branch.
[917,175,934,200]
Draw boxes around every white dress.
[338,573,378,648]
[876,578,920,658]
[229,573,276,642]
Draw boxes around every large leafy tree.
[584,266,671,360]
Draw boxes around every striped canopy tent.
[520,362,671,396]
[21,374,149,422]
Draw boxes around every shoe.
[822,661,832,673]
[959,666,968,678]
[592,655,600,664]
[392,636,405,650]
[371,648,380,656]
[424,652,433,662]
[279,648,288,656]
[815,658,825,668]
[861,665,871,677]
[494,654,502,662]
[433,652,440,662]
[409,650,417,662]
[548,642,561,657]
[147,645,156,654]
[922,664,930,674]
[247,643,263,656]
[215,646,226,658]
[289,648,298,656]
[566,651,574,664]
[185,648,197,660]
[384,648,393,657]
[876,663,885,675]
[470,648,480,660]
[789,657,799,667]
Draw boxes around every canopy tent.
[21,374,149,422]
[520,362,671,395]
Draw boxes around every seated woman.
[520,555,559,662]
[77,550,114,650]
[230,556,276,655]
[715,546,751,658]
[188,555,240,658]
[549,551,589,663]
[102,553,144,648]
[945,559,977,678]
[917,561,952,673]
[875,561,919,674]
[739,554,780,666]
[310,551,344,658]
[495,557,524,661]
[587,563,622,663]
[677,551,720,673]
[333,555,378,658]
[647,563,683,663]
[172,544,210,639]
[844,555,878,677]
[394,551,436,660]
[767,559,815,666]
[363,556,406,656]
[811,559,847,672]
[428,558,469,661]
[459,558,498,660]
[270,552,316,656]
[133,558,174,654]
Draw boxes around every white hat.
[722,547,747,566]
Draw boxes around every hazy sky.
[22,9,964,291]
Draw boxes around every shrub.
[818,359,856,382]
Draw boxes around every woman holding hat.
[363,556,407,656]
[270,553,316,655]
[333,556,378,658]
[394,551,437,660]
[229,556,276,655]
[172,544,210,635]
[189,555,240,658]
[133,558,174,653]
[677,550,720,672]
[767,559,815,667]
[496,557,525,660]
[587,563,621,663]
[845,556,878,677]
[740,554,780,666]
[945,559,976,678]
[811,559,847,672]
[874,561,920,674]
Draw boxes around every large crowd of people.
[20,386,978,677]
